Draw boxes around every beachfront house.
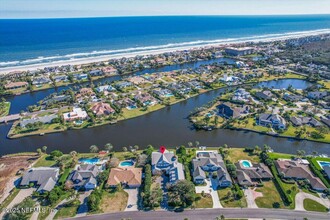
[68,164,99,190]
[20,167,59,193]
[107,167,142,188]
[225,47,254,56]
[192,151,232,187]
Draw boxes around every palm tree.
[104,143,113,152]
[90,145,99,153]
[187,142,193,148]
[42,146,47,154]
[133,145,139,150]
[254,145,261,155]
[122,147,128,152]
[195,141,200,148]
[263,144,271,152]
[70,151,77,158]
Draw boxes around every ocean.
[1,15,330,68]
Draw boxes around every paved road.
[295,192,330,211]
[124,188,138,211]
[68,208,330,220]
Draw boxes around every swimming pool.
[317,161,330,169]
[241,160,252,168]
[120,160,134,167]
[79,157,100,164]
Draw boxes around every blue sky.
[1,0,329,18]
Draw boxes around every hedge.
[308,158,330,188]
[270,165,293,204]
[233,183,243,199]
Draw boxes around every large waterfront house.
[235,162,273,187]
[255,90,273,100]
[151,148,185,183]
[258,113,286,129]
[96,85,116,93]
[192,151,232,187]
[90,102,115,116]
[274,159,326,191]
[113,98,137,110]
[20,114,58,128]
[290,116,322,127]
[4,81,28,90]
[232,88,251,102]
[217,102,248,119]
[63,107,88,122]
[32,77,51,85]
[134,92,158,106]
[68,164,99,190]
[107,167,142,188]
[20,167,59,192]
[89,69,104,77]
[307,91,328,100]
[152,88,173,98]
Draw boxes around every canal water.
[1,79,329,156]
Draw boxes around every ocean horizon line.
[1,13,330,20]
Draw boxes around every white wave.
[1,28,330,68]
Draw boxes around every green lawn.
[194,193,213,208]
[54,200,79,219]
[58,168,72,185]
[255,181,287,209]
[280,181,299,209]
[226,148,260,164]
[0,102,11,117]
[33,155,57,167]
[100,190,128,213]
[217,188,247,208]
[268,152,294,160]
[303,198,328,212]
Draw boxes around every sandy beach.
[1,28,330,75]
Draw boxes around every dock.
[0,114,21,123]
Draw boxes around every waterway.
[6,57,235,114]
[1,78,329,156]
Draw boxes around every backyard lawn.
[194,193,213,208]
[33,155,57,167]
[226,148,260,164]
[255,181,287,209]
[303,198,328,212]
[100,190,128,213]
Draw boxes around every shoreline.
[1,28,330,74]
[8,75,330,144]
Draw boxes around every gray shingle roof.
[20,167,59,192]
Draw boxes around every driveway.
[0,188,35,219]
[124,188,138,211]
[75,191,92,217]
[46,198,70,220]
[295,192,330,211]
[195,179,222,208]
[243,188,259,208]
